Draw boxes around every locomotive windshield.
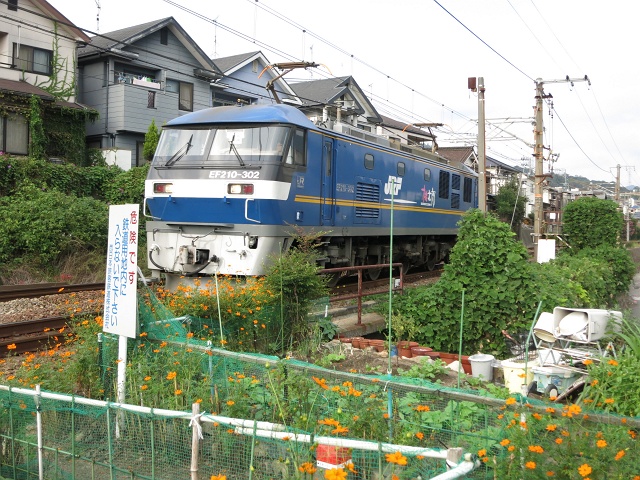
[152,125,291,167]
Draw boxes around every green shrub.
[143,119,160,162]
[0,183,108,268]
[104,164,149,205]
[407,210,536,356]
[0,156,120,199]
[554,246,635,307]
[563,197,623,250]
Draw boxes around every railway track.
[0,283,105,357]
[0,282,105,302]
[329,268,443,299]
[1,272,441,357]
[0,316,69,356]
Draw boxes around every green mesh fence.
[1,285,639,479]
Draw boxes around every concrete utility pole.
[469,77,486,212]
[532,76,590,253]
[615,164,621,202]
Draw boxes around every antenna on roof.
[94,0,101,33]
[212,16,219,59]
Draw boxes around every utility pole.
[533,76,590,259]
[615,164,621,202]
[469,77,486,212]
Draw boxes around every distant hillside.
[547,173,632,193]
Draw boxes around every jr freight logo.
[384,175,402,196]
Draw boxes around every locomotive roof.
[165,104,318,129]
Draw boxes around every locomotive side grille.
[452,174,461,190]
[451,193,460,209]
[356,182,379,202]
[439,171,450,199]
[356,182,380,219]
[463,177,473,203]
[355,207,380,218]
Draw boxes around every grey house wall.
[79,28,213,167]
[218,63,295,106]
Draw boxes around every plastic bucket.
[502,359,535,394]
[469,354,495,380]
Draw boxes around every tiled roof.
[78,17,219,73]
[213,51,261,73]
[438,146,475,163]
[379,114,435,138]
[0,78,54,100]
[0,79,92,111]
[289,76,352,106]
[80,18,171,55]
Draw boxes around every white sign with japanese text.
[103,204,140,338]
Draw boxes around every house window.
[212,91,252,107]
[0,114,29,155]
[8,0,17,11]
[13,43,52,75]
[147,91,156,108]
[160,27,168,45]
[166,79,193,111]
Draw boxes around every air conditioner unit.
[552,307,622,342]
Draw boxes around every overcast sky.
[49,0,640,186]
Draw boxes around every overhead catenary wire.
[10,0,631,179]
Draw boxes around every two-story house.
[211,51,300,107]
[77,17,221,167]
[289,75,382,132]
[0,0,91,157]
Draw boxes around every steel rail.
[0,316,69,357]
[0,283,105,302]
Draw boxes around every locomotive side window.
[463,177,473,203]
[438,171,450,199]
[325,141,332,175]
[364,153,374,170]
[292,128,306,166]
[397,162,406,176]
[424,168,431,181]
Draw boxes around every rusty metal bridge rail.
[320,263,404,325]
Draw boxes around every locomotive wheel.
[366,267,383,281]
[326,273,342,287]
[426,256,437,271]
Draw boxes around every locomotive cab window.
[364,153,374,170]
[397,162,405,176]
[288,128,306,166]
[424,168,431,181]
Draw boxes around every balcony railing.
[115,72,161,90]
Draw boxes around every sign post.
[103,204,140,411]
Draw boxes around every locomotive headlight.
[154,183,173,194]
[248,235,258,249]
[228,184,254,194]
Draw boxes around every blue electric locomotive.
[144,103,477,289]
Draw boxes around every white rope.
[189,413,204,440]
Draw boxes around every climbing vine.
[36,22,76,101]
[28,96,46,160]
